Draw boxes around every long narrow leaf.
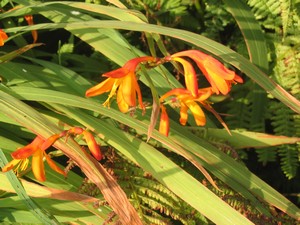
[0,90,143,225]
[48,103,254,225]
[2,20,300,114]
[7,86,300,220]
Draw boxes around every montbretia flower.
[86,56,159,113]
[24,15,38,43]
[160,87,214,128]
[0,29,8,46]
[1,127,102,181]
[1,135,66,182]
[170,50,243,95]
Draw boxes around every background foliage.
[0,0,299,224]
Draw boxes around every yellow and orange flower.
[169,50,243,95]
[159,87,230,136]
[0,29,8,46]
[2,135,66,182]
[86,56,159,113]
[1,127,101,181]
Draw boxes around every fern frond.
[225,81,268,133]
[256,147,277,165]
[225,84,252,130]
[104,149,209,224]
[247,0,284,30]
[268,16,300,178]
[278,144,299,179]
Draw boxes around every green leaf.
[6,85,300,220]
[0,87,253,224]
[49,104,254,225]
[0,90,143,225]
[192,128,300,149]
[3,20,300,114]
[0,196,110,224]
[224,0,269,132]
[0,43,43,63]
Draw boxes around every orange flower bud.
[24,15,38,43]
[159,105,170,136]
[82,131,102,160]
[68,127,84,135]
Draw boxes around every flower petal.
[41,134,62,151]
[160,88,190,102]
[44,153,66,177]
[68,127,84,135]
[12,136,44,159]
[0,29,8,46]
[124,56,158,71]
[186,100,206,126]
[159,105,170,136]
[117,87,129,113]
[172,50,207,61]
[31,149,46,182]
[172,57,198,97]
[179,102,189,125]
[83,131,102,160]
[133,74,145,112]
[24,15,38,43]
[234,74,243,83]
[195,87,214,102]
[172,50,239,95]
[1,159,21,172]
[202,59,234,95]
[104,56,157,78]
[103,67,128,78]
[120,73,136,107]
[85,78,116,97]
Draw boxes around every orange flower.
[24,15,38,43]
[0,29,8,46]
[160,87,214,128]
[86,56,159,113]
[170,50,243,95]
[2,136,66,182]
